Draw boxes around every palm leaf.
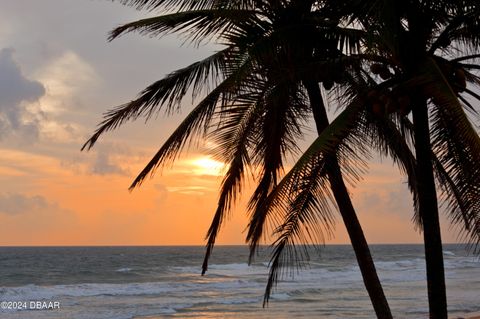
[246,82,311,263]
[263,161,334,306]
[127,57,255,189]
[425,58,480,247]
[251,96,369,301]
[364,113,420,224]
[82,47,235,151]
[201,94,263,274]
[114,0,255,12]
[109,9,261,44]
[452,54,480,62]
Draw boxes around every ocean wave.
[173,262,268,277]
[115,267,133,273]
[0,282,171,300]
[0,276,265,301]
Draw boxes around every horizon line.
[0,243,467,248]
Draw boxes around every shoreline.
[458,312,480,319]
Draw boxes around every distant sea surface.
[0,245,478,319]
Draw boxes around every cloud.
[0,192,78,245]
[0,49,45,107]
[166,186,210,195]
[60,141,147,177]
[355,187,414,216]
[31,50,100,144]
[0,193,50,215]
[35,50,98,115]
[89,143,131,176]
[91,149,128,175]
[154,184,169,204]
[0,48,100,146]
[0,48,45,141]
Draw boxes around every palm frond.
[442,5,480,52]
[364,113,420,225]
[426,58,480,157]
[457,94,478,115]
[431,110,480,251]
[201,93,264,274]
[463,87,480,105]
[263,156,334,306]
[334,26,365,55]
[432,156,473,230]
[429,13,474,54]
[426,58,480,248]
[127,59,254,189]
[82,47,235,151]
[251,96,369,302]
[246,82,311,263]
[109,9,261,44]
[114,0,255,12]
[452,54,480,62]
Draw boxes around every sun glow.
[190,156,225,176]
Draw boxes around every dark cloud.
[0,193,49,215]
[0,48,45,106]
[0,48,45,140]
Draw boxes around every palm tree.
[358,2,480,317]
[264,1,480,318]
[83,0,393,317]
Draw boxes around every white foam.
[115,267,133,272]
[217,297,259,305]
[0,282,175,300]
[174,262,268,277]
[1,249,478,319]
[270,292,290,301]
[0,276,267,302]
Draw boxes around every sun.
[190,156,225,176]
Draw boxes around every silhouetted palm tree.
[83,0,394,317]
[266,1,480,318]
[359,2,480,317]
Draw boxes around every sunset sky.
[0,0,461,246]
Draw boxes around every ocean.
[0,245,478,319]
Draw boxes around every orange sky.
[0,147,459,246]
[0,0,463,246]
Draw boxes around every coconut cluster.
[367,88,412,117]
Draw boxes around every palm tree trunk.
[304,81,393,319]
[411,97,447,319]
